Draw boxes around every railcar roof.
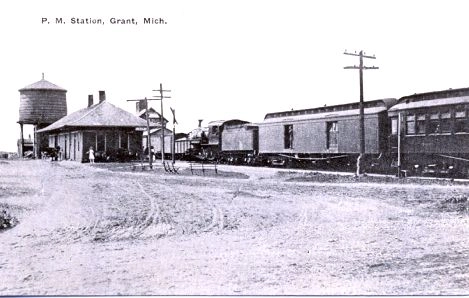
[223,123,259,129]
[263,98,396,123]
[390,87,469,112]
[207,119,250,126]
[398,87,469,103]
[389,96,469,112]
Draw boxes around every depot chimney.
[88,95,94,107]
[198,119,203,127]
[99,90,106,103]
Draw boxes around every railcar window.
[440,111,452,133]
[455,110,468,133]
[416,114,426,134]
[284,124,294,149]
[391,118,398,135]
[406,115,415,135]
[326,122,338,149]
[429,113,440,134]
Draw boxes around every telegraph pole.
[153,83,171,163]
[344,50,379,175]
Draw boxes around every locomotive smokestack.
[88,95,94,107]
[99,90,106,103]
[198,119,203,127]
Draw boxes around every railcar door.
[326,121,338,153]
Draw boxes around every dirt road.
[1,160,468,295]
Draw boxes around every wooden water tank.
[18,77,67,125]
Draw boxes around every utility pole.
[126,97,153,169]
[153,83,171,164]
[344,50,379,175]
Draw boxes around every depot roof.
[37,100,148,133]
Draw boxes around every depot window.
[97,133,105,151]
[121,132,128,150]
[284,124,293,149]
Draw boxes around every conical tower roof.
[19,75,66,92]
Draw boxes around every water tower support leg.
[20,123,24,157]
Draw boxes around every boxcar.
[388,87,469,176]
[258,98,396,168]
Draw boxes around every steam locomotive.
[184,87,469,177]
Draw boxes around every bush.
[0,210,16,230]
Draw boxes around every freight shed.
[143,127,173,156]
[258,99,396,158]
[37,92,147,162]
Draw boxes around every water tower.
[18,74,67,157]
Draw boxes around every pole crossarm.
[344,66,379,70]
[344,51,376,59]
[152,96,172,100]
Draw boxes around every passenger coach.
[388,87,469,176]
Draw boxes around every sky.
[1,0,469,152]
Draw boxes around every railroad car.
[200,119,250,160]
[183,87,469,178]
[182,124,208,160]
[257,99,397,170]
[173,133,191,159]
[220,122,259,164]
[388,87,469,177]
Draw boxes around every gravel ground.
[0,159,468,295]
